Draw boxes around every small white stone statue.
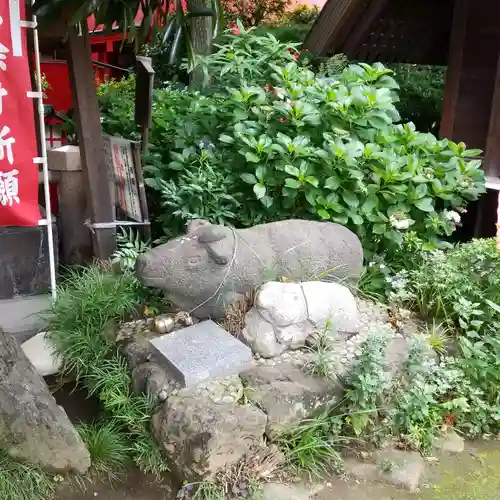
[241,281,360,358]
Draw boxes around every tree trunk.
[0,331,90,473]
[188,0,213,88]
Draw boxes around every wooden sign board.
[102,135,145,223]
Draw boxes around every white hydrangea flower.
[389,214,414,230]
[445,210,461,224]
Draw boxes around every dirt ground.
[316,440,500,500]
[53,441,500,500]
[53,470,174,500]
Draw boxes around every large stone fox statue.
[136,219,363,319]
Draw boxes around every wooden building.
[305,0,500,237]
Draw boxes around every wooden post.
[66,23,116,260]
[484,54,500,177]
[135,56,155,154]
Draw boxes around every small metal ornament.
[153,315,176,334]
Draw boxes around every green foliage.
[48,265,168,476]
[279,328,490,464]
[146,33,484,254]
[281,4,320,25]
[390,64,446,133]
[342,331,392,438]
[398,239,500,322]
[304,322,336,380]
[191,480,226,500]
[98,30,482,257]
[253,24,311,44]
[77,420,132,480]
[196,24,301,87]
[276,412,344,478]
[0,449,55,500]
[98,76,139,139]
[112,228,151,271]
[385,239,500,437]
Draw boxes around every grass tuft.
[0,449,55,500]
[131,433,170,479]
[304,321,336,381]
[47,264,168,475]
[276,412,345,478]
[77,420,132,481]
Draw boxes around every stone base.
[0,224,58,300]
[152,383,267,480]
[240,363,343,438]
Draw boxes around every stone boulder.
[241,281,360,358]
[136,219,363,319]
[0,332,90,473]
[21,331,62,377]
[131,361,180,403]
[240,363,343,438]
[152,382,267,479]
[344,449,425,491]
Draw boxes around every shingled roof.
[304,0,455,65]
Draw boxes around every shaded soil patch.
[53,470,174,500]
[48,379,101,424]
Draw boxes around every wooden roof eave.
[304,0,371,56]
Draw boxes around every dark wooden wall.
[440,0,500,159]
[440,0,500,238]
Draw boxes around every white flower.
[444,210,461,224]
[389,214,414,230]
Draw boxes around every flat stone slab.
[0,294,51,343]
[150,320,252,387]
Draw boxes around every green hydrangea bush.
[145,27,484,254]
[101,26,485,260]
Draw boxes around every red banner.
[0,0,40,226]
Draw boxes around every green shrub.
[282,4,320,25]
[142,27,485,257]
[276,412,345,478]
[77,420,132,480]
[98,29,483,258]
[98,76,138,139]
[254,24,311,44]
[0,450,54,500]
[389,238,500,437]
[395,238,500,322]
[48,265,168,477]
[390,64,445,134]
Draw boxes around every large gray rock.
[151,386,267,479]
[240,363,343,438]
[136,219,363,319]
[241,281,360,358]
[344,449,425,492]
[0,332,90,473]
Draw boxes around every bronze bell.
[153,315,176,334]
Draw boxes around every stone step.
[0,294,52,343]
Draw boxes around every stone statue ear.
[198,226,226,244]
[197,227,229,266]
[186,219,211,235]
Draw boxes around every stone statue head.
[135,220,232,310]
